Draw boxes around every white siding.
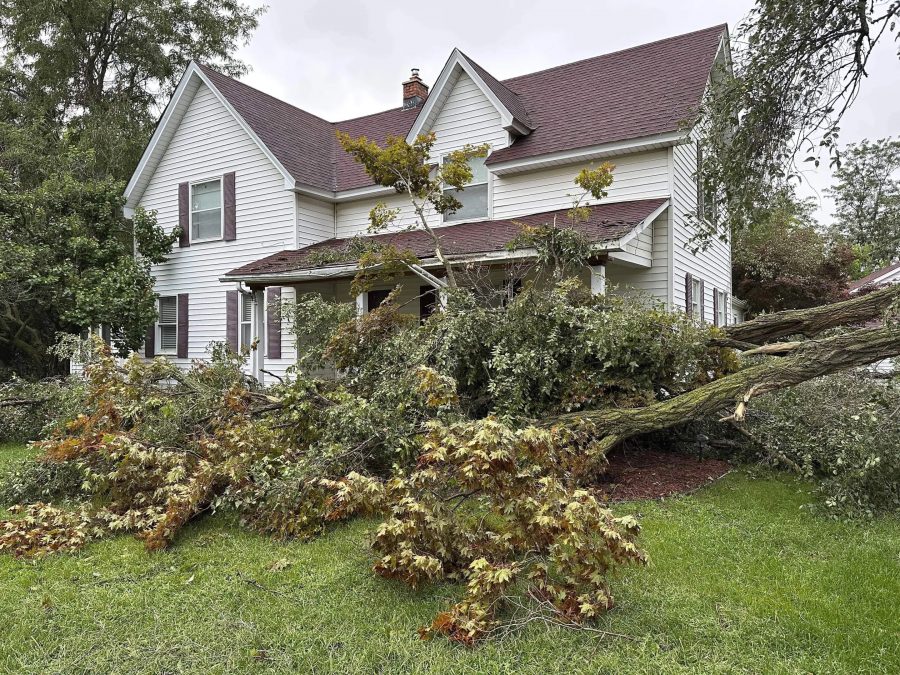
[142,82,297,376]
[608,211,670,302]
[335,192,436,240]
[671,135,732,322]
[428,71,508,156]
[492,150,670,219]
[297,195,335,245]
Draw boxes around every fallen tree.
[561,324,900,453]
[1,281,897,644]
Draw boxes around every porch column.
[590,263,607,295]
[251,289,265,384]
[355,291,368,317]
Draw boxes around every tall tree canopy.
[0,0,264,180]
[0,0,264,377]
[828,137,900,275]
[697,0,900,238]
[732,187,854,314]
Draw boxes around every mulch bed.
[598,447,732,502]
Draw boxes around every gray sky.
[236,0,900,226]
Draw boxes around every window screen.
[158,296,177,352]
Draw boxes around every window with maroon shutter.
[157,296,178,353]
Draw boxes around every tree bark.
[557,325,900,452]
[723,284,900,345]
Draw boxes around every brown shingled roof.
[225,198,667,279]
[196,25,725,192]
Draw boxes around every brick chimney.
[402,68,428,109]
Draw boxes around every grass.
[0,443,898,674]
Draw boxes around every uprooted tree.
[1,278,897,643]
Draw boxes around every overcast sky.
[236,0,900,226]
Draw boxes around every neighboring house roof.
[848,261,900,293]
[223,198,667,280]
[126,24,726,204]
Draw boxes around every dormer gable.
[405,49,535,145]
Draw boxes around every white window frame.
[190,177,224,243]
[691,277,703,321]
[157,296,178,355]
[441,153,491,225]
[239,293,253,349]
[716,289,727,326]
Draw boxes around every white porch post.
[590,263,607,295]
[438,288,448,311]
[251,289,264,384]
[355,291,368,317]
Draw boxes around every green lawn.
[1,443,898,674]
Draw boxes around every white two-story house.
[123,24,735,382]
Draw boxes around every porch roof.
[222,198,667,283]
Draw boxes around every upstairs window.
[240,293,253,348]
[444,156,488,222]
[191,179,222,241]
[158,296,177,353]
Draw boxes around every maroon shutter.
[266,287,281,359]
[226,290,239,351]
[713,288,719,327]
[685,273,693,314]
[144,323,155,358]
[223,172,236,241]
[178,182,190,247]
[699,280,706,323]
[176,293,189,358]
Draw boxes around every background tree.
[828,137,900,275]
[0,0,264,181]
[732,187,854,314]
[0,0,264,377]
[696,0,900,238]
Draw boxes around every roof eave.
[486,131,687,175]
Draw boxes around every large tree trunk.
[558,293,900,452]
[722,284,900,344]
